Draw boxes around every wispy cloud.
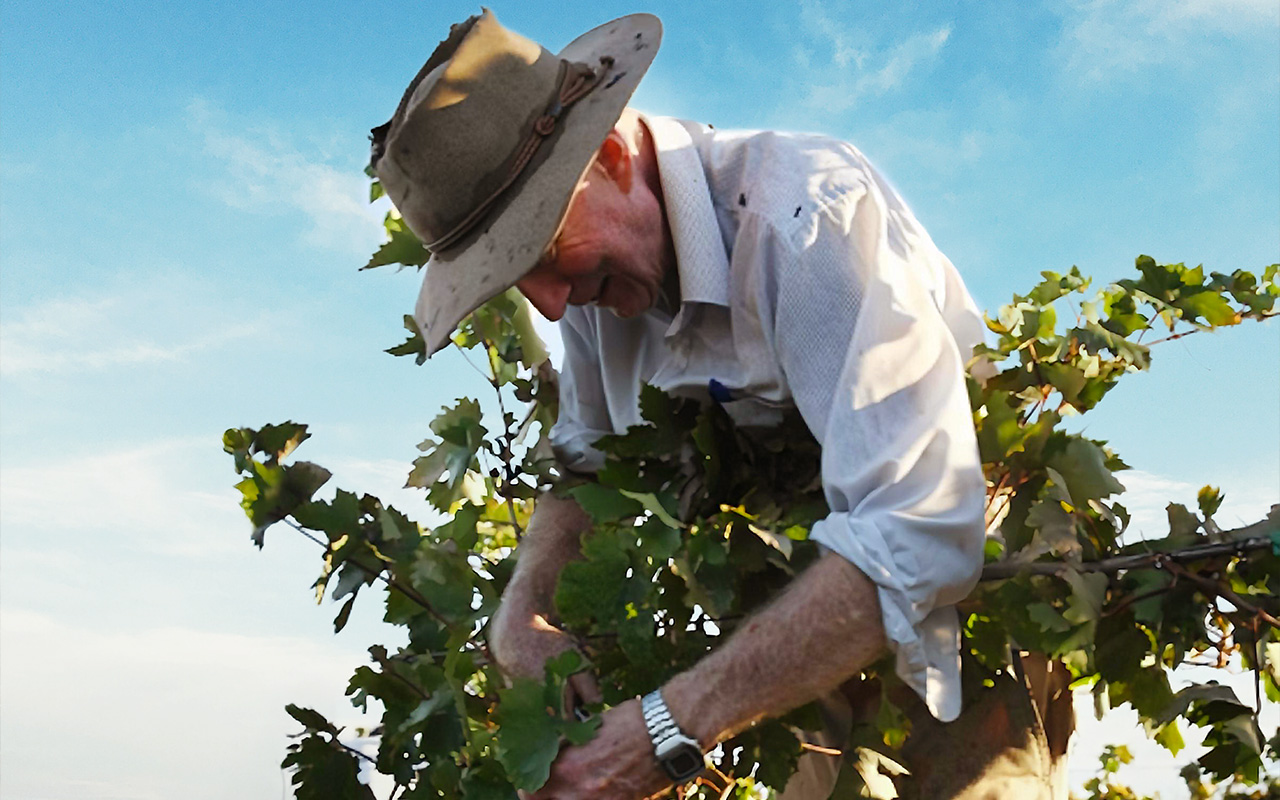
[795,0,951,112]
[0,608,380,800]
[0,433,442,559]
[187,98,388,256]
[0,437,246,557]
[1114,468,1275,540]
[1055,0,1279,81]
[0,282,265,378]
[854,90,1023,180]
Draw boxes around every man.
[371,11,992,799]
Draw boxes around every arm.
[492,304,615,689]
[535,151,984,798]
[664,551,884,745]
[528,551,885,800]
[489,492,601,704]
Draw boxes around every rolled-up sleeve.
[765,178,986,722]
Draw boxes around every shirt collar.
[641,114,731,326]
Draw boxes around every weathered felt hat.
[370,10,663,357]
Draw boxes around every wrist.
[641,689,707,784]
[660,671,723,749]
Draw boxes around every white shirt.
[549,115,986,722]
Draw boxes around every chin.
[602,284,657,319]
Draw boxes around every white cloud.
[187,98,389,256]
[0,607,380,800]
[797,0,869,70]
[1056,0,1279,81]
[1113,468,1276,540]
[795,0,951,112]
[0,289,264,378]
[0,437,247,558]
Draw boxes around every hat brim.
[413,13,662,356]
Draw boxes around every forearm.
[502,492,591,612]
[489,492,593,677]
[663,552,886,747]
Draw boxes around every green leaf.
[364,212,427,271]
[409,544,477,622]
[1166,503,1202,544]
[564,483,644,524]
[1028,602,1072,633]
[1154,682,1247,727]
[255,421,312,464]
[1174,290,1239,327]
[492,653,600,791]
[386,315,427,365]
[554,530,629,628]
[285,704,340,735]
[1074,321,1150,370]
[617,489,684,529]
[976,392,1028,463]
[408,399,489,511]
[1027,267,1088,305]
[1196,486,1224,519]
[238,460,333,547]
[281,733,376,800]
[1062,571,1108,625]
[1025,497,1081,562]
[725,720,803,790]
[293,490,362,541]
[1155,720,1185,755]
[1039,362,1087,407]
[1094,613,1149,683]
[1046,438,1124,507]
[333,594,357,633]
[1111,665,1175,719]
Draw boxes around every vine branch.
[981,530,1276,581]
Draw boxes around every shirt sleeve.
[547,307,613,474]
[759,177,986,723]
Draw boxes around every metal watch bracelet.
[640,690,706,783]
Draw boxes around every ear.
[595,129,633,192]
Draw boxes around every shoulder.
[696,127,877,247]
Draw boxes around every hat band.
[425,56,614,254]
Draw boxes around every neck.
[620,109,680,309]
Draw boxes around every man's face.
[516,142,669,322]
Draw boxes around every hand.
[489,600,602,711]
[522,699,673,800]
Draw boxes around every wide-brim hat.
[370,10,663,357]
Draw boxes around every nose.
[516,270,572,322]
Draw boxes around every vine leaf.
[1046,439,1124,508]
[493,651,601,791]
[281,705,375,800]
[618,489,685,530]
[363,212,428,271]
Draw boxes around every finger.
[568,670,603,706]
[561,675,582,718]
[562,672,598,717]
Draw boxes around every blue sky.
[1,1,1276,797]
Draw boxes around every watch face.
[661,742,705,782]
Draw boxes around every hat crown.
[374,10,562,245]
[370,11,662,357]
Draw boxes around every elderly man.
[372,11,992,799]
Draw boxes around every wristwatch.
[640,689,706,783]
